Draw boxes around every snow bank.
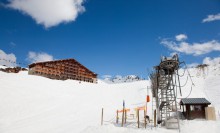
[0,63,220,133]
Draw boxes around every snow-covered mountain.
[0,63,220,133]
[103,75,143,83]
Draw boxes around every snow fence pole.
[137,109,140,128]
[154,109,156,127]
[116,110,119,124]
[101,108,104,125]
[144,109,146,128]
[121,100,125,127]
[125,109,127,124]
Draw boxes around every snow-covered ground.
[0,64,220,133]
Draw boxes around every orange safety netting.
[135,106,146,110]
[117,108,130,113]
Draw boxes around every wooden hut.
[28,59,97,83]
[180,98,211,120]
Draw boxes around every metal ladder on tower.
[158,74,168,125]
[158,73,180,131]
[165,75,180,131]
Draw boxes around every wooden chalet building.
[180,98,211,120]
[28,59,97,83]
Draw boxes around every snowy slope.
[0,70,149,133]
[177,64,220,111]
[0,64,220,133]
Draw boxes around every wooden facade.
[0,67,27,73]
[180,98,211,120]
[28,59,97,83]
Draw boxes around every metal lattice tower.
[150,54,181,131]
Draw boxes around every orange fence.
[117,108,130,113]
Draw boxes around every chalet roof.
[29,59,78,66]
[28,58,97,75]
[180,98,211,105]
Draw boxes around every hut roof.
[180,98,211,105]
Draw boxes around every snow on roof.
[180,98,211,105]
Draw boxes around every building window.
[194,105,202,111]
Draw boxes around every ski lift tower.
[153,54,181,131]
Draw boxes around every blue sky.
[0,0,220,78]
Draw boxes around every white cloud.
[0,49,17,67]
[186,56,220,69]
[203,57,220,65]
[186,63,199,68]
[27,51,54,63]
[202,13,220,23]
[175,34,187,41]
[169,52,179,57]
[7,0,85,28]
[161,38,220,56]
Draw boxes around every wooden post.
[121,100,125,127]
[136,109,138,118]
[137,109,140,128]
[144,109,146,128]
[116,110,119,124]
[125,109,127,124]
[154,109,156,127]
[121,108,124,127]
[101,108,104,125]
